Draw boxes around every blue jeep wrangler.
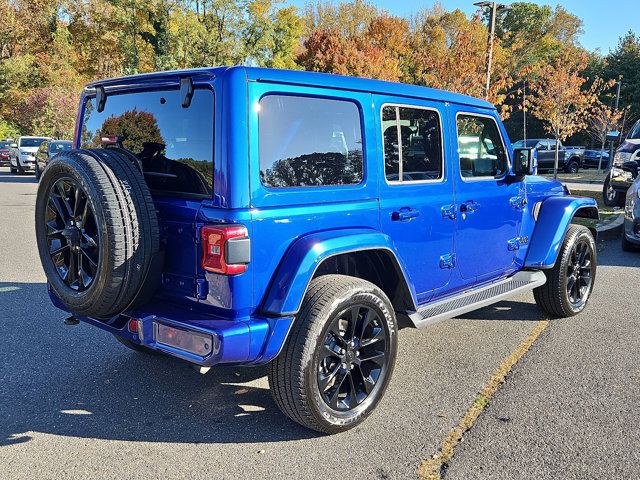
[35,67,598,433]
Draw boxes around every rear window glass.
[81,88,214,198]
[258,95,364,188]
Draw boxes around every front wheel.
[603,175,625,207]
[268,275,398,434]
[534,225,596,317]
[15,158,25,174]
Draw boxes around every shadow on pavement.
[456,300,547,322]
[0,282,320,447]
[0,171,37,184]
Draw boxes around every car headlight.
[614,152,632,166]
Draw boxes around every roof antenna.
[96,85,107,113]
[180,77,194,108]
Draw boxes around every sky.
[285,0,635,54]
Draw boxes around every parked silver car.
[9,136,50,174]
[622,163,640,252]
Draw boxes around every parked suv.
[9,136,50,174]
[621,161,640,251]
[512,139,583,173]
[0,140,10,166]
[35,67,598,433]
[34,139,72,180]
[604,120,640,207]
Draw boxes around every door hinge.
[441,204,457,220]
[507,238,521,251]
[439,253,456,269]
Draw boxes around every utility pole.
[475,2,511,99]
[609,80,622,161]
[523,79,527,143]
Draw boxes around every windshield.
[512,140,539,148]
[0,142,9,149]
[50,141,72,152]
[20,138,47,148]
[80,87,214,198]
[627,121,640,140]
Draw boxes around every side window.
[382,105,443,182]
[457,114,508,179]
[258,95,364,188]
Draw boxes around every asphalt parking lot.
[1,166,638,480]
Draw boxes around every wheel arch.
[524,196,598,269]
[260,229,417,321]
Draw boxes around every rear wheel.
[603,175,625,207]
[565,160,579,174]
[534,225,596,317]
[268,275,398,434]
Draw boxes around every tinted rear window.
[80,88,214,198]
[258,95,363,188]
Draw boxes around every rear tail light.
[201,225,250,275]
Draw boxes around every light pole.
[474,1,511,99]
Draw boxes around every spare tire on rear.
[35,149,160,319]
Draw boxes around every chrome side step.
[408,271,547,329]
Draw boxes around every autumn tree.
[528,52,609,178]
[408,7,513,116]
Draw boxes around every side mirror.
[512,147,537,176]
[621,160,639,178]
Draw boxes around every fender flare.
[524,196,598,269]
[261,228,417,316]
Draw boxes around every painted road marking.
[418,319,550,480]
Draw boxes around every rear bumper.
[49,286,294,366]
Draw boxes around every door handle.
[392,207,420,222]
[460,201,479,214]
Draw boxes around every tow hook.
[64,316,80,326]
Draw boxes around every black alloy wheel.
[534,224,596,317]
[45,177,99,292]
[317,304,390,411]
[565,239,593,309]
[269,275,398,434]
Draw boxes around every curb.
[596,213,624,241]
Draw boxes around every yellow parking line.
[418,319,550,480]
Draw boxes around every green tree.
[604,32,640,125]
